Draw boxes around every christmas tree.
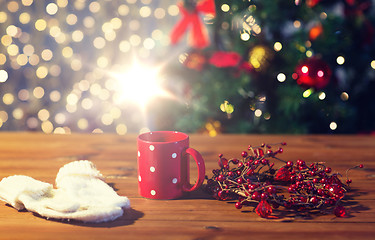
[0,0,374,134]
[169,0,375,135]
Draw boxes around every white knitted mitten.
[0,160,130,223]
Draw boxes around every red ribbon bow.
[170,0,216,49]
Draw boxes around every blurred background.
[0,0,374,135]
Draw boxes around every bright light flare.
[113,62,169,107]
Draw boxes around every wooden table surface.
[0,132,374,240]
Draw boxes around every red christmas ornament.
[170,0,216,49]
[295,57,332,89]
[309,24,323,40]
[255,200,272,218]
[334,205,347,217]
[208,51,253,77]
[209,51,242,68]
[306,0,321,7]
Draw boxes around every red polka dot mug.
[137,131,205,199]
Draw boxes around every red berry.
[231,158,239,164]
[329,185,344,199]
[261,159,269,165]
[218,190,226,199]
[318,171,326,178]
[317,189,325,196]
[266,149,273,155]
[277,147,283,153]
[256,148,264,157]
[297,159,306,166]
[290,175,296,182]
[346,179,352,184]
[251,191,261,201]
[241,151,248,157]
[235,202,243,209]
[286,161,293,168]
[325,167,332,173]
[310,196,319,204]
[267,186,276,194]
[359,164,364,168]
[218,158,228,168]
[261,192,268,200]
[297,174,304,181]
[217,175,226,182]
[246,169,254,176]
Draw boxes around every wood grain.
[0,132,374,240]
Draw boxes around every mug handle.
[182,147,205,192]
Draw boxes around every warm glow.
[317,70,324,77]
[303,88,313,98]
[277,73,286,82]
[274,42,282,51]
[336,56,345,65]
[221,4,230,12]
[318,92,326,100]
[301,66,309,74]
[330,122,337,130]
[113,60,170,107]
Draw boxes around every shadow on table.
[38,207,144,228]
[181,187,214,200]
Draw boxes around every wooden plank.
[0,132,374,239]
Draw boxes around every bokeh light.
[0,70,8,82]
[277,73,286,82]
[221,4,230,12]
[336,56,345,65]
[318,92,326,100]
[330,122,337,131]
[0,1,199,133]
[274,42,282,51]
